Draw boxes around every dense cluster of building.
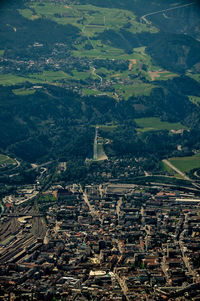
[0,182,200,300]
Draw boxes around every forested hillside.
[0,0,200,166]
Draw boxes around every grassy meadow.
[168,154,200,173]
[134,117,186,132]
[0,1,176,101]
[0,71,71,86]
[12,88,36,96]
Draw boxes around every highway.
[140,2,195,24]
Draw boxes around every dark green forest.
[0,80,200,164]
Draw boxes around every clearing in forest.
[134,117,186,132]
[148,70,178,81]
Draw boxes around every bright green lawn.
[160,161,182,178]
[72,70,90,80]
[30,70,71,81]
[83,88,102,96]
[0,74,36,86]
[0,71,71,86]
[115,83,155,99]
[135,117,186,132]
[72,44,134,59]
[168,154,200,173]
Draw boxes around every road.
[163,159,190,181]
[8,158,21,178]
[194,170,200,179]
[32,161,52,169]
[91,67,103,84]
[116,197,122,221]
[98,184,104,198]
[141,2,195,24]
[163,159,200,190]
[179,214,197,279]
[114,269,130,300]
[13,191,39,206]
[80,185,103,223]
[15,159,20,167]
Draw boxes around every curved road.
[141,2,195,24]
[91,67,103,84]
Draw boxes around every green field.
[72,44,135,60]
[12,88,36,96]
[83,78,155,99]
[135,117,186,132]
[160,161,180,178]
[0,154,15,166]
[21,2,157,34]
[0,73,47,86]
[18,1,157,63]
[187,73,200,83]
[30,70,71,82]
[18,8,39,20]
[147,71,178,81]
[72,70,90,80]
[14,1,177,99]
[83,88,103,96]
[73,37,157,62]
[168,154,200,173]
[133,47,152,66]
[0,74,37,86]
[15,1,176,100]
[0,71,71,86]
[74,44,170,95]
[114,83,155,99]
[0,50,4,56]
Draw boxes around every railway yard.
[0,206,46,266]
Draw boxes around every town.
[1,180,200,300]
[0,0,200,300]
